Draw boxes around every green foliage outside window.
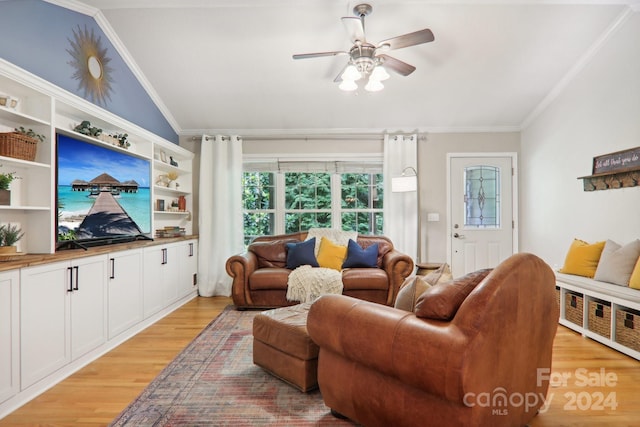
[243,172,274,245]
[285,172,331,209]
[242,170,384,244]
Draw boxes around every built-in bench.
[555,272,640,360]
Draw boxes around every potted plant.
[0,171,16,205]
[115,133,130,149]
[14,126,46,142]
[0,223,24,254]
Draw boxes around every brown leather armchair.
[307,253,559,427]
[225,231,414,309]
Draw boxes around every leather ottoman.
[252,302,318,392]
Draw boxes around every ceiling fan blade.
[292,51,348,60]
[334,63,348,83]
[377,29,434,51]
[341,16,365,43]
[377,54,416,76]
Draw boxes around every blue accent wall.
[0,0,178,144]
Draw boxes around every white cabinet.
[0,270,19,404]
[178,239,198,298]
[19,255,107,389]
[143,240,197,317]
[70,257,107,359]
[0,239,198,416]
[107,249,143,339]
[143,245,177,317]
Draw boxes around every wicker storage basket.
[615,307,640,352]
[587,299,611,338]
[555,287,560,308]
[0,132,37,161]
[564,291,583,327]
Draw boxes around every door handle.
[67,267,74,292]
[453,233,465,239]
[73,266,79,291]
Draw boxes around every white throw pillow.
[594,239,640,286]
[305,228,357,256]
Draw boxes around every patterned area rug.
[110,306,351,426]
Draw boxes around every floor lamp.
[391,166,421,263]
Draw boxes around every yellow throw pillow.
[316,237,348,271]
[629,258,640,290]
[559,239,606,278]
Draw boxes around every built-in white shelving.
[0,60,194,253]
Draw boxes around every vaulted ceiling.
[76,0,638,136]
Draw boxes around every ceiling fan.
[292,3,434,92]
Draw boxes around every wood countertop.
[0,235,198,272]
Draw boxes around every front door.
[448,155,516,277]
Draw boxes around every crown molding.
[179,125,521,139]
[43,0,98,16]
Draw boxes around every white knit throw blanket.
[286,265,344,303]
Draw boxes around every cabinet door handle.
[110,258,115,279]
[73,266,79,291]
[189,242,193,257]
[67,267,74,292]
[162,248,168,265]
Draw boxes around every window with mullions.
[341,173,384,235]
[284,172,332,233]
[464,165,500,228]
[242,166,384,244]
[242,172,275,245]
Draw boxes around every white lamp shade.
[370,65,390,81]
[391,175,417,192]
[364,79,384,92]
[341,64,362,81]
[339,79,358,91]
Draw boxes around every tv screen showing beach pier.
[56,134,151,242]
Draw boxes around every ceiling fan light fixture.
[341,64,362,81]
[370,65,390,81]
[364,79,384,92]
[339,79,358,91]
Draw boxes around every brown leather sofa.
[307,253,559,427]
[225,231,414,309]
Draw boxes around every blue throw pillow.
[286,238,319,269]
[342,239,378,268]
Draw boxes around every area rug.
[110,306,352,426]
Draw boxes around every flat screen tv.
[56,132,152,250]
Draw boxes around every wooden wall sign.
[592,146,640,174]
[579,146,640,191]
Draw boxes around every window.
[242,162,383,244]
[242,172,275,245]
[341,173,383,234]
[284,172,332,233]
[464,165,500,228]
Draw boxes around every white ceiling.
[73,0,638,136]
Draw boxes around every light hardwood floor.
[1,296,639,426]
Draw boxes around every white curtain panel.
[383,134,418,261]
[198,134,244,297]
